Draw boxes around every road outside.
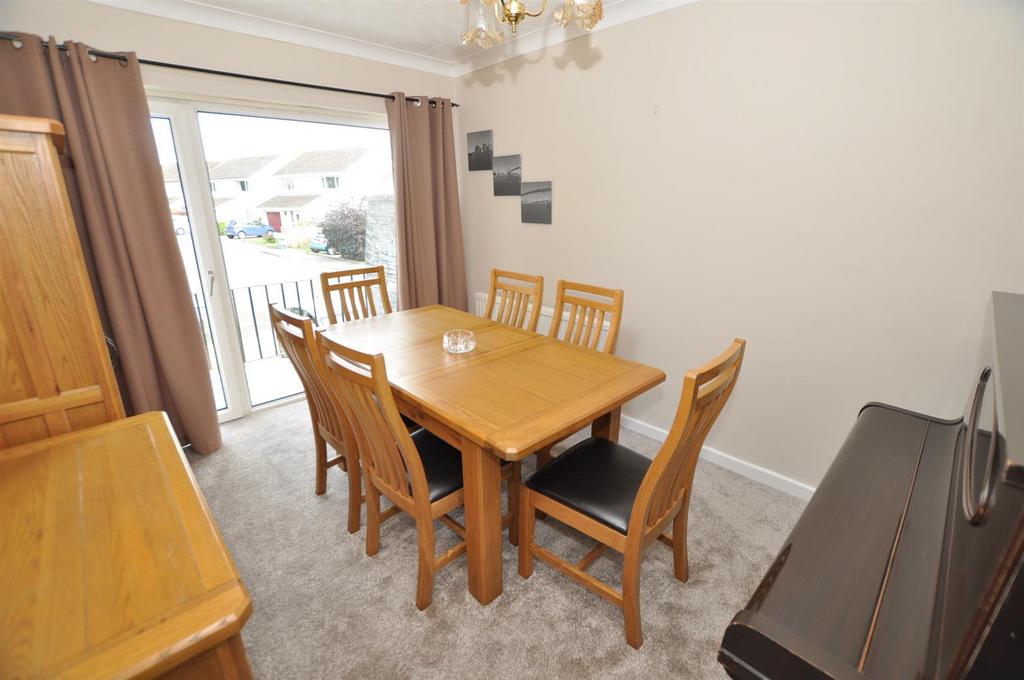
[220,236,362,289]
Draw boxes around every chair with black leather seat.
[316,333,468,610]
[518,338,746,649]
[535,279,626,471]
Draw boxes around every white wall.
[455,1,1024,487]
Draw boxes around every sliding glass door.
[149,99,396,419]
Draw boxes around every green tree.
[318,204,367,261]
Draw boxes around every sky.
[151,111,390,167]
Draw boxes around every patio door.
[148,98,397,419]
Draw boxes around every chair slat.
[484,268,544,332]
[320,265,393,324]
[549,280,624,354]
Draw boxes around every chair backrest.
[320,265,393,325]
[484,268,544,332]
[629,339,747,538]
[317,333,430,511]
[549,279,625,354]
[269,304,353,449]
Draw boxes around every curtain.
[385,92,468,311]
[0,33,222,453]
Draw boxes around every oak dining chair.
[269,304,362,533]
[320,264,393,324]
[536,279,627,471]
[483,268,544,332]
[317,334,513,609]
[549,279,625,354]
[518,338,746,648]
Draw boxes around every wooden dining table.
[322,304,666,604]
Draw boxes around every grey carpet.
[187,401,804,679]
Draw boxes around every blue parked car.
[309,233,337,255]
[225,220,275,239]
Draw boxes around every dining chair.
[320,264,393,324]
[536,279,626,471]
[518,339,746,648]
[317,333,520,608]
[269,304,362,533]
[549,279,625,354]
[483,268,544,332]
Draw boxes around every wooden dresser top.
[0,412,250,679]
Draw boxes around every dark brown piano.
[720,291,1024,680]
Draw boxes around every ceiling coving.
[87,0,696,77]
[458,0,604,49]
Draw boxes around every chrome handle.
[962,367,1001,525]
[207,269,216,296]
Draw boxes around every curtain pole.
[0,32,460,108]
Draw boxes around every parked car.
[309,233,338,255]
[226,220,275,239]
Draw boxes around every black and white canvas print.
[467,130,493,171]
[492,154,522,196]
[521,181,552,224]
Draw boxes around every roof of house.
[209,155,276,180]
[258,195,320,209]
[274,148,367,176]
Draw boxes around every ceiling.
[88,0,697,76]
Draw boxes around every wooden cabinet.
[0,412,253,679]
[0,114,123,448]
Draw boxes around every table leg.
[461,438,504,604]
[592,407,622,442]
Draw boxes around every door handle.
[207,269,216,296]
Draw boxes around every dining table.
[321,304,666,604]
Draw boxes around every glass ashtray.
[443,329,476,354]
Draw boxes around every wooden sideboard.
[0,412,253,679]
[0,114,124,448]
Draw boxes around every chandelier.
[459,0,604,49]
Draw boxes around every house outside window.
[322,176,338,189]
[238,180,249,191]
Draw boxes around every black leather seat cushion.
[526,437,651,534]
[411,428,463,502]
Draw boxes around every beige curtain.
[385,92,468,311]
[0,33,222,453]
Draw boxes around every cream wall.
[1,0,454,115]
[455,1,1024,487]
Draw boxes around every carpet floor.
[188,401,805,679]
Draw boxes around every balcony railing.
[230,279,328,363]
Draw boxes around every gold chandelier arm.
[525,0,548,18]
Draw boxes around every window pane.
[196,111,397,406]
[150,116,229,411]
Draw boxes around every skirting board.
[621,415,816,501]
